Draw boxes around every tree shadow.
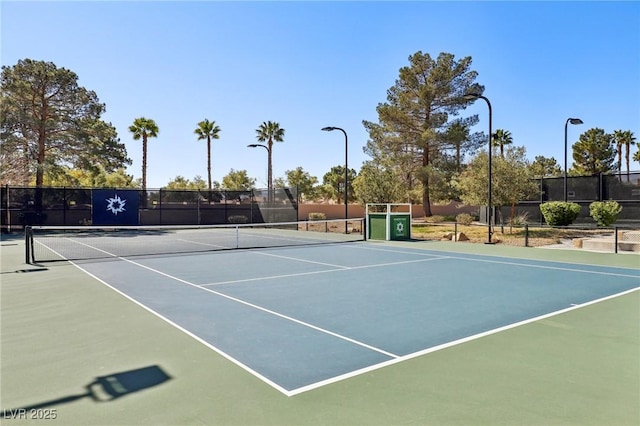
[1,365,172,418]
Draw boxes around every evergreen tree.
[322,165,357,204]
[1,59,130,187]
[571,128,615,175]
[362,51,483,215]
[530,156,562,178]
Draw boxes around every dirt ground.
[411,223,615,248]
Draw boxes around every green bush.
[455,213,474,225]
[589,201,622,226]
[539,202,581,226]
[308,212,326,220]
[228,215,248,224]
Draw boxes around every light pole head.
[321,126,337,132]
[247,143,269,152]
[462,93,481,101]
[568,118,583,125]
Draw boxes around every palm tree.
[128,117,159,194]
[492,129,513,157]
[613,130,624,174]
[613,130,637,180]
[194,119,221,190]
[255,121,285,202]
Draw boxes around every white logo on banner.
[106,194,127,215]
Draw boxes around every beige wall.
[298,202,478,220]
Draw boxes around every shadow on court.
[0,365,171,418]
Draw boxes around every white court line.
[287,286,640,396]
[449,256,640,278]
[63,258,292,396]
[345,243,640,279]
[36,237,640,397]
[201,256,450,287]
[236,230,361,245]
[251,250,351,269]
[43,237,118,257]
[120,257,400,359]
[176,238,229,249]
[53,244,400,395]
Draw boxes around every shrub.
[589,201,622,226]
[308,212,326,220]
[228,215,248,224]
[455,213,474,225]
[539,202,581,226]
[443,215,456,222]
[424,215,444,223]
[510,212,529,226]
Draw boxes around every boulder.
[455,232,469,241]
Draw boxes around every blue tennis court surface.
[68,242,638,396]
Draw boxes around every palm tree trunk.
[267,139,273,204]
[207,136,212,190]
[617,144,623,181]
[142,135,147,196]
[625,143,631,182]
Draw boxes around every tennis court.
[2,221,639,424]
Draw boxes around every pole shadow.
[1,365,172,418]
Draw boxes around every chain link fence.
[1,186,298,232]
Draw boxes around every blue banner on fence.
[92,190,139,225]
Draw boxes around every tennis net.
[25,218,366,263]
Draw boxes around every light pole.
[463,93,494,244]
[321,127,348,226]
[247,143,271,203]
[564,118,583,202]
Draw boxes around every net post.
[25,226,32,264]
[363,217,367,241]
[614,226,618,254]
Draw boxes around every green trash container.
[366,203,412,241]
[390,215,410,240]
[368,213,387,240]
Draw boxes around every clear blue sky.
[2,1,639,189]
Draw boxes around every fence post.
[454,222,458,242]
[1,184,8,233]
[524,224,529,247]
[598,173,603,201]
[614,226,618,254]
[197,190,201,225]
[25,226,31,264]
[363,217,367,241]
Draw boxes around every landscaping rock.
[456,232,469,241]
